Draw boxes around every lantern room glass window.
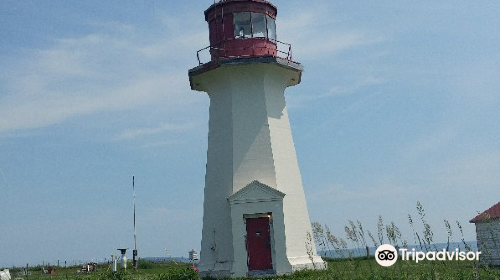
[233,12,276,41]
[251,13,267,38]
[234,12,252,38]
[266,15,276,41]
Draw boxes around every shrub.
[157,266,198,280]
[137,259,155,270]
[76,271,130,280]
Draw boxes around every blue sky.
[1,0,499,267]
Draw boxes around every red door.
[246,217,272,271]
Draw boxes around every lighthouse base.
[198,264,232,279]
[289,255,327,272]
[197,181,326,279]
[198,257,326,279]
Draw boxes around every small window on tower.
[234,12,251,38]
[252,13,267,38]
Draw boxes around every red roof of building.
[469,202,500,223]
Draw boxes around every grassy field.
[6,258,500,280]
[6,202,498,279]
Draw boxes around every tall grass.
[310,201,500,280]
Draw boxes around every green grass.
[7,258,500,280]
[7,261,195,280]
[230,257,500,280]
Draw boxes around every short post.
[111,255,117,272]
[132,250,138,271]
[117,249,127,271]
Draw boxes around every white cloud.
[288,75,384,108]
[116,122,198,141]
[0,71,189,133]
[326,76,384,97]
[0,18,204,135]
[308,180,419,205]
[401,126,459,162]
[278,7,385,61]
[136,140,176,149]
[433,152,500,190]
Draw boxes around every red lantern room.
[197,0,293,64]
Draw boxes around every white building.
[470,202,500,267]
[188,0,325,278]
[189,249,199,261]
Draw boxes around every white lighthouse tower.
[188,0,325,278]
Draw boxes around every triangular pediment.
[228,180,285,204]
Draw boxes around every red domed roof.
[205,0,277,22]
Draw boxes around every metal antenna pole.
[132,176,138,269]
[133,176,137,250]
